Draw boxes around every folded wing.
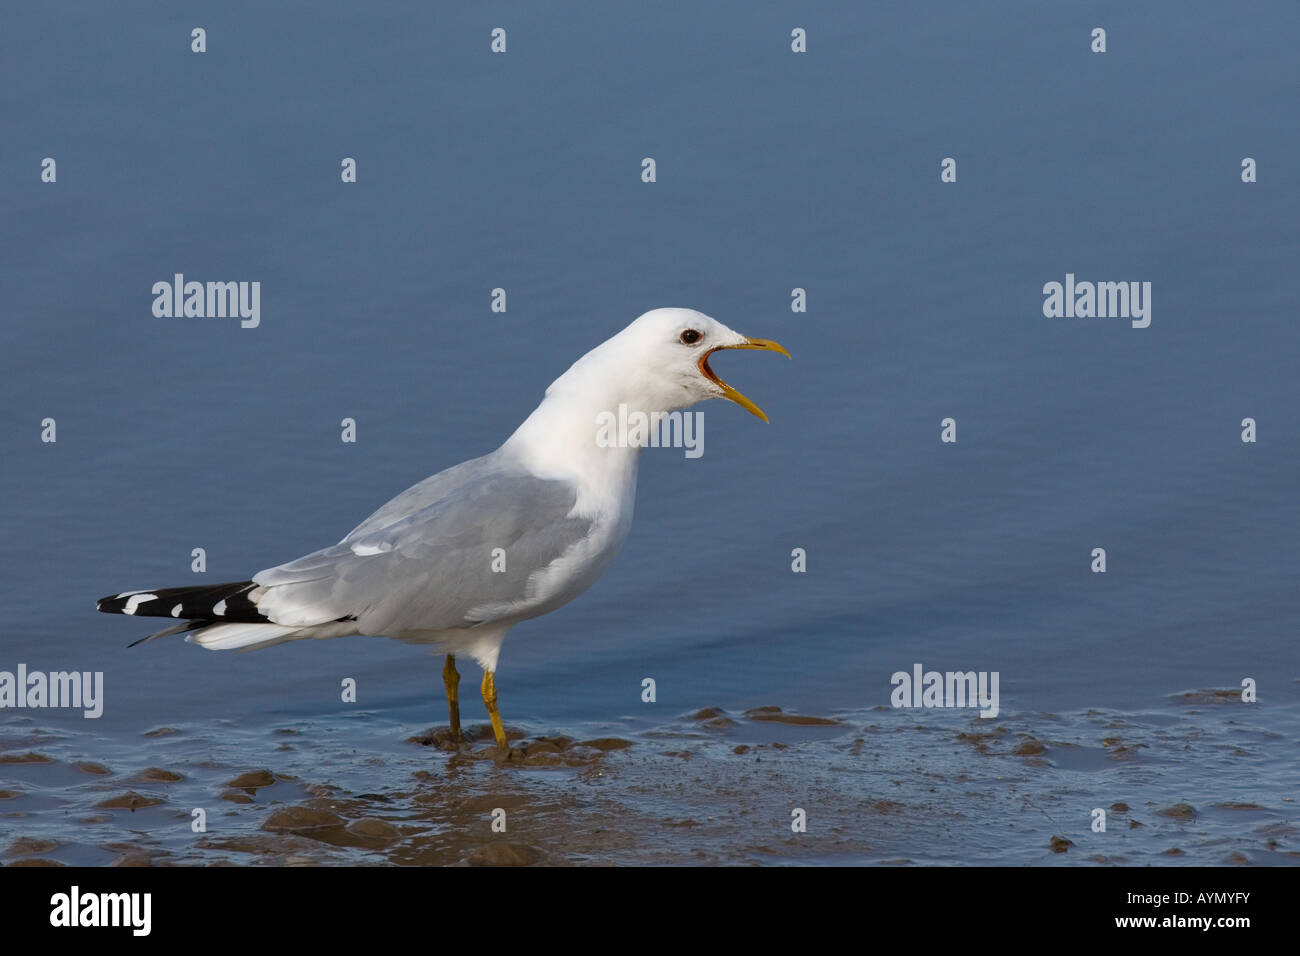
[251,453,593,636]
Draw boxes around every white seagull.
[97,308,789,748]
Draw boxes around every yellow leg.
[481,669,507,749]
[442,655,461,743]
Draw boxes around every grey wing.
[342,455,494,539]
[251,457,593,635]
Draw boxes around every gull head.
[568,308,791,422]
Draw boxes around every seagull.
[96,308,789,749]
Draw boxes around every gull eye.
[680,329,702,345]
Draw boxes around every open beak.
[698,337,791,423]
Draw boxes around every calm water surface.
[2,1,1296,864]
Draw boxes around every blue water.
[2,1,1297,865]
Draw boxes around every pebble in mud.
[1157,803,1197,820]
[226,770,277,791]
[345,818,402,843]
[520,751,564,767]
[74,761,112,776]
[407,736,622,768]
[261,806,346,835]
[129,768,184,784]
[450,793,532,815]
[1012,737,1046,756]
[1109,743,1145,759]
[467,843,542,866]
[1171,689,1242,704]
[5,837,58,858]
[743,705,839,726]
[94,792,164,811]
[955,729,1004,753]
[0,752,52,764]
[1049,836,1073,853]
[688,707,736,730]
[0,790,22,800]
[409,724,529,750]
[408,728,467,751]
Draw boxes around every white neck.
[500,379,642,509]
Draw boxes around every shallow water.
[3,690,1296,866]
[3,1,1298,864]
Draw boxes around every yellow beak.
[698,337,791,423]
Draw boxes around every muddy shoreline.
[2,694,1296,866]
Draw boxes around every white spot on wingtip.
[212,600,227,616]
[171,604,183,617]
[350,541,390,556]
[123,593,156,615]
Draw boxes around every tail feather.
[186,622,305,651]
[99,579,356,652]
[125,618,308,652]
[96,580,268,623]
[128,620,204,648]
